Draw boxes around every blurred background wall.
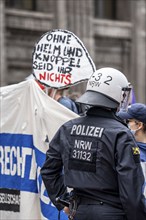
[0,0,146,103]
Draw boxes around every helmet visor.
[120,86,132,111]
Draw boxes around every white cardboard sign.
[32,29,96,88]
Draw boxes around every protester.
[40,67,146,220]
[118,103,146,203]
[48,88,79,114]
[68,91,87,115]
[26,74,79,114]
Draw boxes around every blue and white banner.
[0,80,78,219]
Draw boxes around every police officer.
[41,67,146,220]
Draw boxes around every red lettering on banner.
[39,72,71,85]
[55,74,61,82]
[65,75,71,84]
[50,73,54,81]
[39,72,46,80]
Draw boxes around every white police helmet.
[76,67,132,109]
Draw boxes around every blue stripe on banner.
[34,146,68,219]
[40,200,68,220]
[0,133,68,219]
[0,133,38,193]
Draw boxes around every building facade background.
[0,0,146,103]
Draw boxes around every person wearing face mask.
[118,103,146,203]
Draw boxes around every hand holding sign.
[32,29,96,89]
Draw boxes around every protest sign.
[32,29,96,88]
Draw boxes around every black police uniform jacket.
[41,107,146,220]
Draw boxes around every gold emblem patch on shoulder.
[132,147,140,155]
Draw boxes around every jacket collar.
[86,107,127,126]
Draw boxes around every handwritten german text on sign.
[32,29,96,88]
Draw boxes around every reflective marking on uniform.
[74,139,92,150]
[70,124,104,137]
[70,139,94,162]
[72,149,92,161]
[132,147,140,155]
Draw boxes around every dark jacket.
[41,107,146,220]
